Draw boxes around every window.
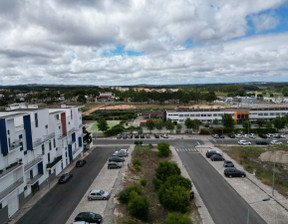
[48,153,50,163]
[71,110,73,119]
[24,186,27,191]
[19,134,22,139]
[45,125,48,129]
[213,114,217,117]
[20,142,23,151]
[7,130,10,135]
[190,114,195,117]
[42,145,45,155]
[35,113,38,128]
[53,138,56,148]
[49,141,52,151]
[24,150,27,155]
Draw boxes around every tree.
[191,119,201,132]
[273,116,286,132]
[242,120,251,133]
[266,121,273,129]
[256,119,265,128]
[97,117,108,132]
[155,161,181,182]
[164,175,192,191]
[184,118,193,130]
[222,114,234,129]
[213,119,219,126]
[146,119,155,130]
[164,212,192,224]
[128,191,149,221]
[157,142,171,157]
[165,119,175,132]
[155,119,163,130]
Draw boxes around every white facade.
[0,106,83,222]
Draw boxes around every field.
[88,120,120,132]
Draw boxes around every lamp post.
[46,167,51,188]
[247,198,270,224]
[272,147,276,196]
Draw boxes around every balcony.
[67,128,77,136]
[9,140,22,151]
[27,174,43,185]
[46,156,62,169]
[33,133,55,148]
[24,155,43,172]
[0,162,23,180]
[0,177,24,201]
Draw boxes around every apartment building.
[166,107,288,124]
[0,106,83,223]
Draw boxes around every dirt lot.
[115,144,201,223]
[223,145,288,197]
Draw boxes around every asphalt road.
[17,146,118,224]
[173,140,266,224]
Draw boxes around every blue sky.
[0,0,288,85]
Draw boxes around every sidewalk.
[196,139,288,224]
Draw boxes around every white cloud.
[0,0,287,85]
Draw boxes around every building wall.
[0,106,83,223]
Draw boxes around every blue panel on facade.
[23,115,33,150]
[37,162,44,174]
[68,144,72,158]
[72,133,76,142]
[0,119,8,155]
[78,137,82,147]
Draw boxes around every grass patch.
[223,146,288,197]
[133,144,153,156]
[88,120,120,132]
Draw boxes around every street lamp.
[247,198,270,224]
[46,167,51,188]
[272,147,276,196]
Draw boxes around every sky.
[0,0,288,86]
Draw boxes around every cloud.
[0,0,287,85]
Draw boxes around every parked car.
[76,160,86,167]
[58,173,73,184]
[153,133,159,138]
[256,141,269,145]
[267,133,275,138]
[116,134,122,139]
[134,133,139,138]
[249,133,256,138]
[112,150,128,157]
[280,134,286,138]
[140,133,145,138]
[75,212,102,224]
[228,134,236,138]
[205,150,221,158]
[108,162,122,169]
[223,160,234,167]
[88,189,110,200]
[128,133,133,138]
[243,134,250,138]
[73,221,89,224]
[161,133,169,138]
[238,140,251,145]
[146,133,150,138]
[270,140,282,145]
[219,134,225,139]
[259,134,268,139]
[212,134,219,138]
[224,168,246,178]
[210,154,225,161]
[235,134,243,138]
[122,133,127,139]
[274,133,281,138]
[109,156,125,162]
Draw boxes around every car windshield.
[99,190,104,195]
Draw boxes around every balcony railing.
[27,174,43,185]
[24,155,43,172]
[0,162,23,180]
[33,133,55,148]
[67,128,77,136]
[0,177,24,201]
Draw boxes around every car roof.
[90,189,103,194]
[224,160,232,163]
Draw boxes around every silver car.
[88,190,110,200]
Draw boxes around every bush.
[128,192,149,221]
[199,129,210,135]
[133,159,142,167]
[164,212,192,224]
[134,141,143,145]
[164,175,192,191]
[155,161,181,183]
[104,124,124,137]
[140,178,147,186]
[158,185,190,213]
[118,185,142,204]
[157,142,171,157]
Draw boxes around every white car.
[235,134,243,138]
[270,140,282,145]
[88,190,110,200]
[238,140,251,145]
[249,133,256,138]
[267,133,275,138]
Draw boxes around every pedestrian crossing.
[175,148,199,152]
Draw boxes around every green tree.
[155,161,181,183]
[128,191,149,221]
[256,119,265,128]
[97,116,108,132]
[242,120,251,133]
[191,119,201,132]
[164,175,192,191]
[157,142,171,157]
[164,212,192,224]
[266,121,273,129]
[213,119,219,126]
[222,114,234,129]
[146,119,155,130]
[273,116,286,132]
[158,185,190,213]
[155,119,163,130]
[165,119,175,132]
[184,118,193,130]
